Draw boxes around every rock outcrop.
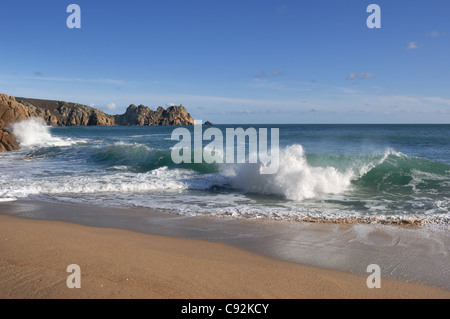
[159,105,195,126]
[114,104,195,126]
[16,97,115,126]
[0,94,40,152]
[0,93,200,152]
[0,129,19,152]
[16,98,195,127]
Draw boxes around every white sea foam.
[11,118,74,147]
[227,144,354,201]
[1,131,448,226]
[0,166,228,199]
[109,165,131,171]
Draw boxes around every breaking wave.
[227,145,353,200]
[11,118,75,147]
[0,123,448,225]
[227,146,449,201]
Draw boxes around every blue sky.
[1,0,449,123]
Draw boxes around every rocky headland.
[0,93,205,152]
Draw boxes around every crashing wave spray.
[11,118,74,147]
[229,144,354,200]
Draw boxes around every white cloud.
[277,5,288,14]
[383,95,421,104]
[254,70,285,78]
[249,80,312,92]
[429,31,445,38]
[272,70,284,77]
[1,73,141,86]
[106,102,117,110]
[423,97,450,106]
[346,72,374,80]
[44,76,125,85]
[406,42,419,50]
[254,71,267,79]
[337,87,357,94]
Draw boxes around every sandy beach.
[0,208,449,299]
[2,0,450,304]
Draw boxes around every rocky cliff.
[15,97,195,127]
[114,104,195,126]
[16,97,115,126]
[0,94,40,152]
[0,93,199,152]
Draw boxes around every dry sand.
[0,214,448,299]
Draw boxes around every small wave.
[91,142,222,173]
[0,166,227,199]
[90,142,173,171]
[355,150,450,192]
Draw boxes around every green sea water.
[1,122,449,224]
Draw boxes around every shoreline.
[0,199,449,298]
[0,213,449,299]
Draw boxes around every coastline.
[0,199,449,298]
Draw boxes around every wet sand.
[0,200,449,298]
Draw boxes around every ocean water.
[1,119,449,225]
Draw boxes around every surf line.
[171,121,279,174]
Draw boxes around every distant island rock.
[114,103,194,126]
[0,93,206,152]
